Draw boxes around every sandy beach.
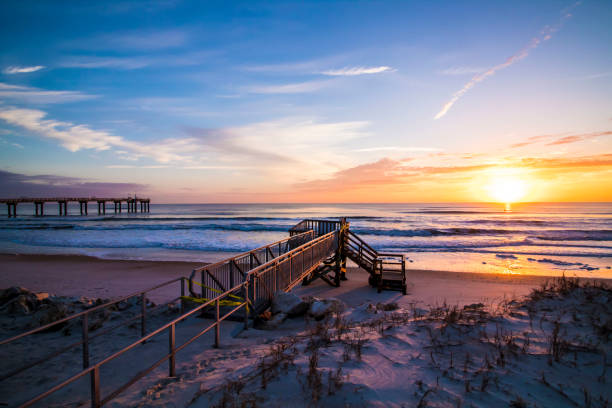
[1,253,611,407]
[0,253,568,307]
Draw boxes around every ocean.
[1,202,611,278]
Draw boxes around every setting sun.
[486,174,527,203]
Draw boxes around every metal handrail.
[192,230,314,274]
[1,277,184,346]
[0,277,186,394]
[190,230,315,299]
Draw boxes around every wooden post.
[91,366,100,408]
[243,280,249,330]
[85,202,88,215]
[201,270,205,298]
[82,313,89,369]
[214,299,220,348]
[180,277,185,314]
[140,294,146,337]
[169,324,176,377]
[40,202,43,216]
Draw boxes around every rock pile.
[258,292,346,329]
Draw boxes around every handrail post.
[201,270,205,298]
[180,277,185,314]
[140,294,146,337]
[243,280,249,330]
[82,313,89,369]
[214,299,220,348]
[92,366,100,408]
[169,323,176,377]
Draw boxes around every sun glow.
[487,176,527,203]
[485,171,528,204]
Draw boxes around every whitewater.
[0,202,610,278]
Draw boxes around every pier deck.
[0,196,151,216]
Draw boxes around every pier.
[0,197,151,217]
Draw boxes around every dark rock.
[464,303,485,310]
[0,286,28,306]
[30,302,68,329]
[271,292,308,317]
[257,312,287,330]
[309,298,346,320]
[376,302,399,311]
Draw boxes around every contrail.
[434,2,581,120]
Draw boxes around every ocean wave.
[354,227,612,240]
[0,223,294,233]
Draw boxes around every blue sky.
[0,0,611,202]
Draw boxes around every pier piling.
[0,197,150,218]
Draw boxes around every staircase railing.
[344,230,406,293]
[189,230,315,300]
[15,229,340,408]
[289,219,341,237]
[344,230,378,271]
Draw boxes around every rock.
[31,302,68,328]
[376,302,399,311]
[271,292,308,317]
[5,294,31,314]
[308,298,346,320]
[0,286,28,306]
[261,312,287,329]
[35,292,50,302]
[88,309,111,331]
[464,303,484,310]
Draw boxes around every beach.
[0,253,562,307]
[1,253,610,407]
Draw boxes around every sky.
[0,0,611,203]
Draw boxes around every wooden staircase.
[344,230,407,294]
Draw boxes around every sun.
[486,175,527,203]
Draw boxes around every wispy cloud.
[510,131,611,148]
[0,136,24,149]
[0,169,147,197]
[3,66,45,74]
[60,56,151,70]
[106,165,170,169]
[353,146,440,153]
[321,66,394,76]
[67,28,189,51]
[0,82,96,104]
[247,80,330,94]
[0,107,199,163]
[0,106,368,179]
[59,50,213,70]
[434,2,580,120]
[574,71,612,81]
[295,152,612,194]
[437,66,484,76]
